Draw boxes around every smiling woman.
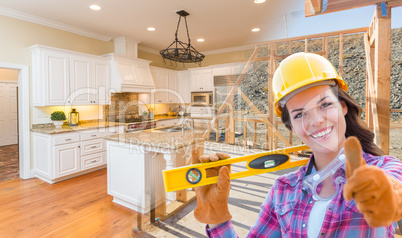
[192,52,402,237]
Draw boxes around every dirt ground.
[136,141,402,237]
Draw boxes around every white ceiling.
[0,0,399,54]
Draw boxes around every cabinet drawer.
[54,133,80,146]
[80,139,106,156]
[80,131,105,141]
[81,152,106,171]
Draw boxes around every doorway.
[0,63,30,180]
[0,69,19,182]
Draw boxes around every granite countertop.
[104,128,205,150]
[31,122,125,134]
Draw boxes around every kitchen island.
[103,128,204,216]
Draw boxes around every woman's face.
[286,85,348,154]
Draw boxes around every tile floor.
[0,144,19,182]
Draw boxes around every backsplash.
[104,92,140,122]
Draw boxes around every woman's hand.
[191,149,232,225]
[343,136,402,227]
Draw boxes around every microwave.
[191,92,213,106]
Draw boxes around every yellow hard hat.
[273,52,347,117]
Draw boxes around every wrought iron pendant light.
[160,10,205,66]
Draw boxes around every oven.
[191,92,213,106]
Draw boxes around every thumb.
[216,166,231,197]
[344,136,367,180]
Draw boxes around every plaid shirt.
[206,151,402,237]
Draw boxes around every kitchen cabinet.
[33,125,123,183]
[190,68,213,92]
[147,67,179,104]
[177,70,191,104]
[30,45,110,106]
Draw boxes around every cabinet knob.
[91,160,97,163]
[65,138,71,141]
[91,145,97,149]
[91,134,97,137]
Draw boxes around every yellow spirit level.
[163,145,310,192]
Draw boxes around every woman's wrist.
[208,223,222,229]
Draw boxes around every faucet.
[183,118,194,133]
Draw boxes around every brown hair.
[281,85,384,156]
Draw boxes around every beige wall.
[0,68,18,81]
[0,15,114,66]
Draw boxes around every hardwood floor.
[0,169,148,238]
[0,144,19,182]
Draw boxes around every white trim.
[138,45,160,55]
[0,6,112,42]
[0,63,31,179]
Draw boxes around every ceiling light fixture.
[147,27,156,31]
[89,5,101,11]
[197,38,205,42]
[254,0,266,3]
[160,10,205,67]
[252,28,261,32]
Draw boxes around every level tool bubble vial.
[186,168,202,184]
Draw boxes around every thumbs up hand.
[343,136,402,227]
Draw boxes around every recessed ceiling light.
[197,38,205,42]
[254,0,266,3]
[252,28,260,32]
[147,27,156,31]
[90,5,101,11]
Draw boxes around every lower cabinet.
[33,126,123,183]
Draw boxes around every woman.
[193,52,402,237]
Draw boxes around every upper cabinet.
[30,45,110,106]
[150,66,178,104]
[190,68,213,92]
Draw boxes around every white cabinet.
[177,70,191,104]
[190,68,213,92]
[30,45,110,106]
[149,67,179,104]
[33,125,123,183]
[54,142,80,178]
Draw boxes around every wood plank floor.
[0,169,150,238]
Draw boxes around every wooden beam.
[373,5,391,154]
[305,0,402,17]
[364,32,381,146]
[309,0,323,14]
[339,34,343,77]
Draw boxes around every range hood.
[105,37,155,93]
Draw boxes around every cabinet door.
[177,71,191,104]
[54,143,80,178]
[69,55,93,105]
[190,69,213,91]
[44,51,70,105]
[200,70,213,91]
[154,71,169,103]
[190,72,202,91]
[94,59,110,105]
[168,72,178,103]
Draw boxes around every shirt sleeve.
[374,155,402,182]
[206,220,238,238]
[246,182,282,237]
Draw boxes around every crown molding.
[138,45,160,55]
[0,6,113,42]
